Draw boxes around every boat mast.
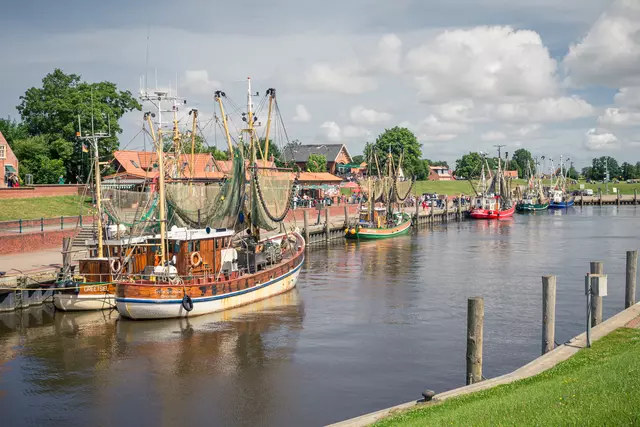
[76,111,109,258]
[263,88,275,161]
[246,77,259,240]
[144,112,167,265]
[189,109,198,178]
[214,91,235,155]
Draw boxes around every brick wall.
[0,134,19,187]
[0,184,89,199]
[0,229,76,255]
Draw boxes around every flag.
[82,143,89,153]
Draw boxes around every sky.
[1,0,640,169]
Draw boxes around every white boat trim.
[53,293,116,311]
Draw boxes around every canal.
[0,206,637,426]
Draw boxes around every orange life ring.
[190,251,202,267]
[110,258,122,273]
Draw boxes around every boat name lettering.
[83,285,109,292]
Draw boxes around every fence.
[0,215,94,234]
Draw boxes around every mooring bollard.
[415,196,420,225]
[431,200,435,223]
[542,275,557,355]
[635,189,638,205]
[466,297,484,385]
[62,237,72,275]
[626,250,638,308]
[303,210,309,244]
[324,208,330,242]
[343,205,348,226]
[590,261,604,326]
[458,195,462,221]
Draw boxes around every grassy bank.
[567,181,640,195]
[0,196,92,221]
[374,327,640,426]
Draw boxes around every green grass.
[374,327,640,427]
[566,181,640,195]
[0,196,92,221]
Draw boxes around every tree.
[582,166,594,180]
[510,149,535,178]
[306,154,327,172]
[455,152,483,179]
[566,166,579,180]
[10,136,66,183]
[352,155,365,165]
[621,162,638,180]
[591,156,620,180]
[424,159,449,168]
[0,117,28,144]
[368,127,422,177]
[16,69,141,181]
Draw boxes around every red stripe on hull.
[470,204,516,219]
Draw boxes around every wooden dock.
[576,193,640,206]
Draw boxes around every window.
[0,145,5,159]
[130,160,139,168]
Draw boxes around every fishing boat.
[516,158,549,212]
[114,78,305,320]
[470,149,515,219]
[54,117,157,311]
[345,151,413,239]
[547,155,575,209]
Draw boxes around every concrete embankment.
[329,302,640,427]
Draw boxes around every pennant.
[82,143,89,153]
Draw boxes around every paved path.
[0,249,64,276]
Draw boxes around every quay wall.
[0,229,76,255]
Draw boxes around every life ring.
[182,294,194,312]
[190,252,202,267]
[110,258,122,273]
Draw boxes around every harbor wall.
[0,229,76,255]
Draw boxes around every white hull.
[53,293,116,311]
[116,261,302,320]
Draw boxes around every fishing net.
[394,178,414,202]
[251,167,295,231]
[206,148,247,230]
[358,177,387,202]
[102,189,158,232]
[166,182,223,228]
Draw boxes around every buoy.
[182,294,194,312]
[344,228,349,234]
[190,251,202,267]
[110,258,122,273]
[350,228,356,234]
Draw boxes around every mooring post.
[343,205,348,226]
[62,237,71,275]
[542,275,557,355]
[324,208,330,242]
[581,193,584,206]
[415,195,420,225]
[617,192,621,206]
[635,189,638,205]
[444,197,449,222]
[599,189,602,206]
[431,200,435,223]
[303,210,309,244]
[626,250,638,308]
[590,261,604,326]
[466,296,484,385]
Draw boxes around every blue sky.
[1,0,639,169]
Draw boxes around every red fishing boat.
[469,148,515,220]
[470,196,516,219]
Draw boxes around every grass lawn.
[374,327,640,427]
[0,196,92,221]
[567,181,640,195]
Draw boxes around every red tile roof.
[112,151,224,180]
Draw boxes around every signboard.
[580,184,585,189]
[613,188,618,193]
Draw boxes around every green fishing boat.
[345,209,412,239]
[516,157,549,213]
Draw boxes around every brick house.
[428,165,453,181]
[0,131,19,187]
[283,143,352,174]
[504,170,518,178]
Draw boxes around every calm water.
[1,206,638,426]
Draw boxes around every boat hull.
[516,202,549,212]
[53,292,116,311]
[345,216,412,240]
[549,199,575,209]
[115,232,306,320]
[470,204,516,219]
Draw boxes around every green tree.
[510,149,535,178]
[567,166,579,180]
[424,159,449,168]
[582,166,594,180]
[10,136,67,183]
[352,155,365,165]
[16,69,141,181]
[368,127,422,178]
[455,152,483,179]
[306,154,327,172]
[621,162,638,180]
[0,117,28,144]
[591,156,620,180]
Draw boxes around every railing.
[0,215,94,234]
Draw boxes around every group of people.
[292,193,365,209]
[4,172,20,187]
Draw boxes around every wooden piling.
[542,275,556,355]
[466,297,484,385]
[431,200,435,223]
[303,210,309,244]
[458,195,462,221]
[62,237,71,275]
[599,190,602,206]
[344,205,349,226]
[415,196,420,225]
[590,261,603,326]
[626,250,638,309]
[635,189,638,205]
[324,208,330,242]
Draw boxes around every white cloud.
[481,131,506,141]
[292,104,311,122]
[349,105,392,124]
[319,121,342,142]
[598,108,640,127]
[564,0,640,87]
[613,87,640,109]
[369,34,403,74]
[511,124,541,137]
[343,125,372,138]
[304,63,377,94]
[489,96,594,122]
[585,128,619,150]
[405,26,559,102]
[181,70,220,95]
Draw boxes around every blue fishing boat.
[548,190,574,209]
